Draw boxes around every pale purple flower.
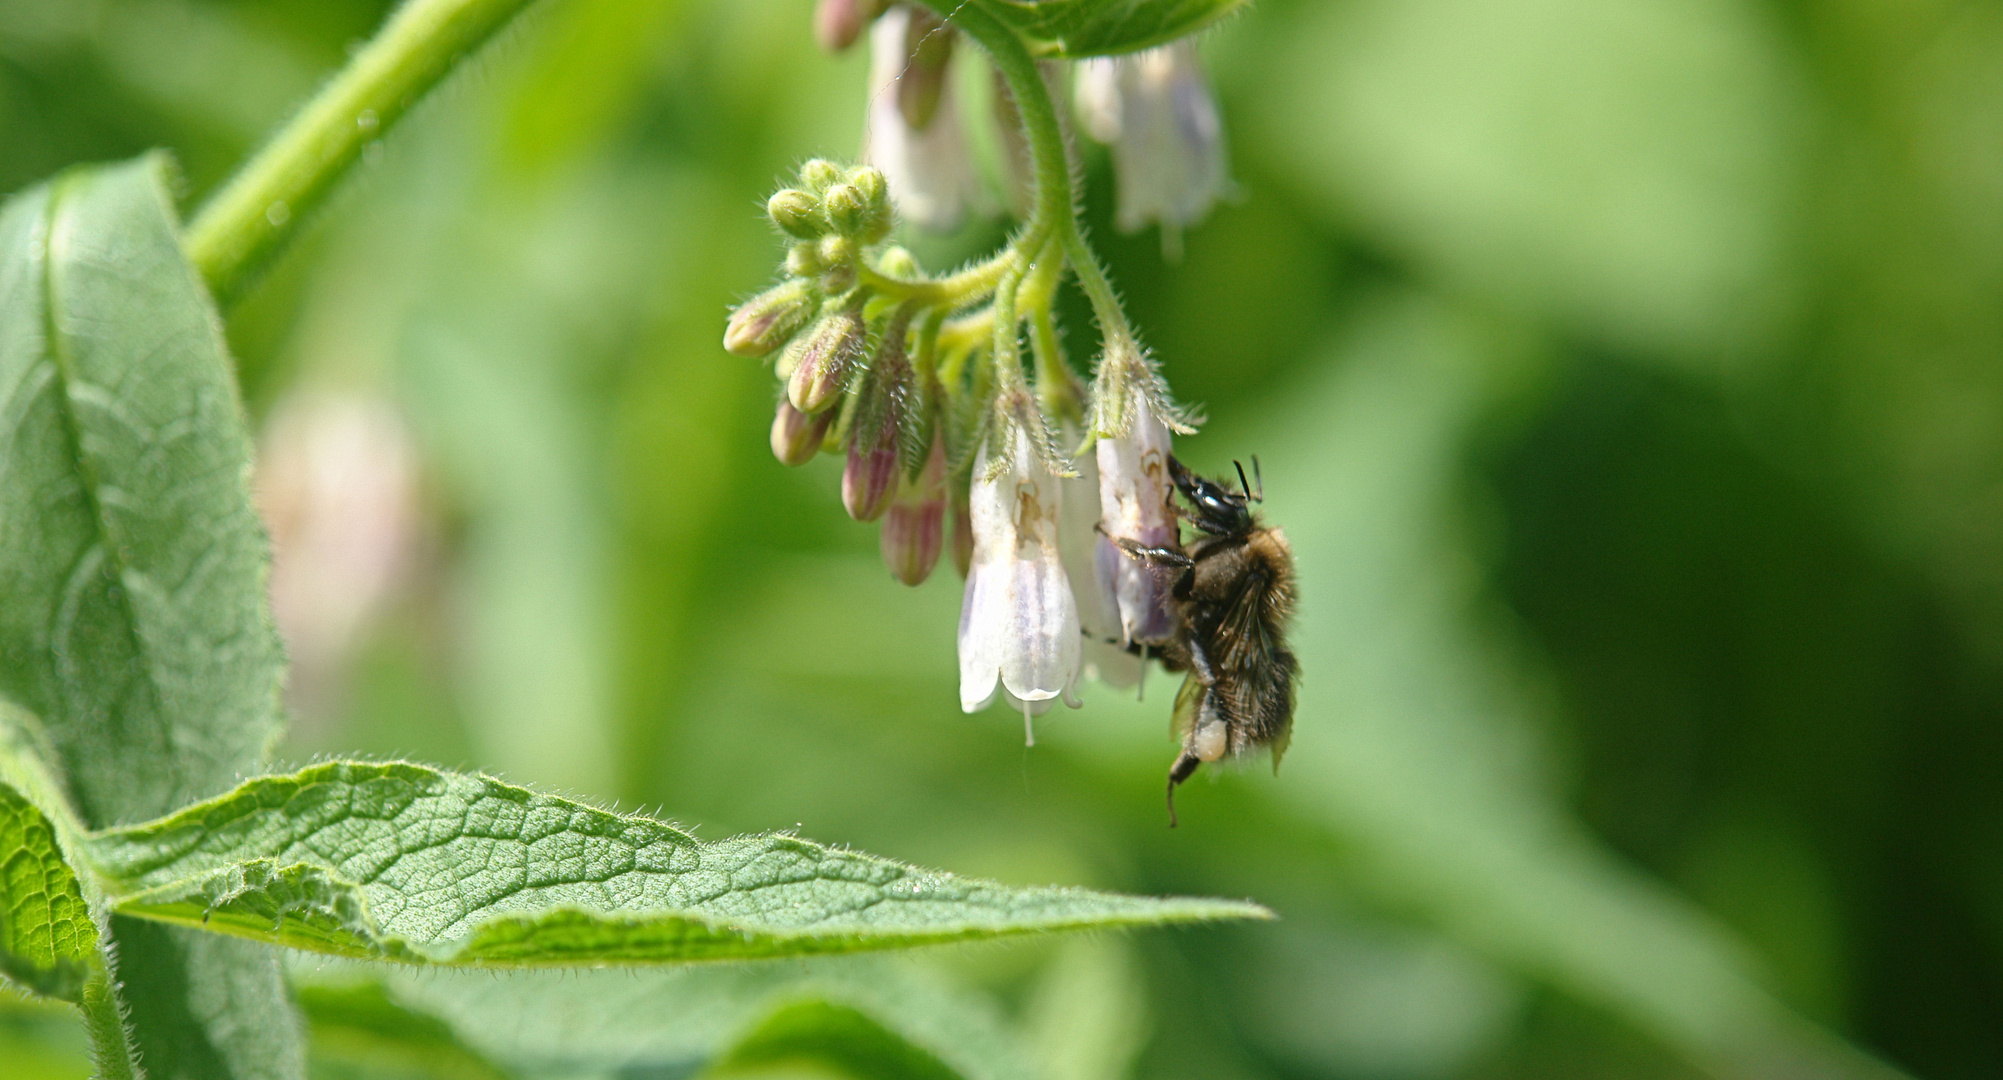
[1096,399,1178,647]
[866,6,980,231]
[1074,41,1231,246]
[958,425,1082,741]
[1060,422,1141,689]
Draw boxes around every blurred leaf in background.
[7,0,2003,1078]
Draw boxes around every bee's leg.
[1186,636,1218,686]
[1109,537,1200,600]
[1166,751,1202,828]
[1108,538,1193,571]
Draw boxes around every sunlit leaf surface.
[93,760,1267,964]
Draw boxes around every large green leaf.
[0,155,301,1078]
[334,954,1043,1080]
[89,760,1267,964]
[0,781,95,1002]
[715,999,966,1080]
[982,0,1250,57]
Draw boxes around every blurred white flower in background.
[865,5,981,230]
[256,390,420,714]
[1075,40,1233,255]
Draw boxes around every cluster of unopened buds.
[726,1,1232,743]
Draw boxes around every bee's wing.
[1213,567,1298,767]
[1171,672,1205,742]
[1212,568,1277,673]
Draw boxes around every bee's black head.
[1169,455,1257,536]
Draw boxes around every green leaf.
[716,999,966,1080]
[0,155,301,1078]
[295,982,515,1080]
[0,781,96,1002]
[87,760,1265,965]
[320,955,1044,1080]
[984,0,1250,58]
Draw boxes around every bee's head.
[1169,455,1258,535]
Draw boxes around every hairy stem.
[79,964,138,1080]
[184,0,547,304]
[918,1,1139,352]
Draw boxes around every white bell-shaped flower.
[866,7,980,231]
[1096,397,1179,646]
[958,425,1083,735]
[1074,41,1231,245]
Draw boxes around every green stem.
[859,246,1018,308]
[80,964,138,1080]
[184,0,547,304]
[918,1,1140,354]
[990,258,1027,396]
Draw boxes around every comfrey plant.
[728,1,1239,749]
[0,2,1261,1078]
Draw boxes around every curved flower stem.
[184,0,546,304]
[859,245,1017,308]
[917,0,1141,353]
[989,258,1028,396]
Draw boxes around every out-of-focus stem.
[184,0,546,304]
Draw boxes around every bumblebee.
[1113,457,1299,825]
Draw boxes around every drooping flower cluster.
[726,5,1230,740]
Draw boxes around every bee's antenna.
[1250,456,1264,502]
[1234,460,1252,503]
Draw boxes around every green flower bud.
[785,308,867,413]
[823,182,869,236]
[817,235,860,292]
[786,241,825,279]
[723,279,816,357]
[848,165,887,206]
[767,189,824,239]
[843,167,894,244]
[800,158,843,193]
[818,234,858,267]
[876,245,919,278]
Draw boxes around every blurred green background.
[6,0,2003,1077]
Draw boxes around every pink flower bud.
[813,0,886,52]
[880,436,947,585]
[724,279,814,357]
[842,424,899,522]
[785,309,865,413]
[770,400,833,467]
